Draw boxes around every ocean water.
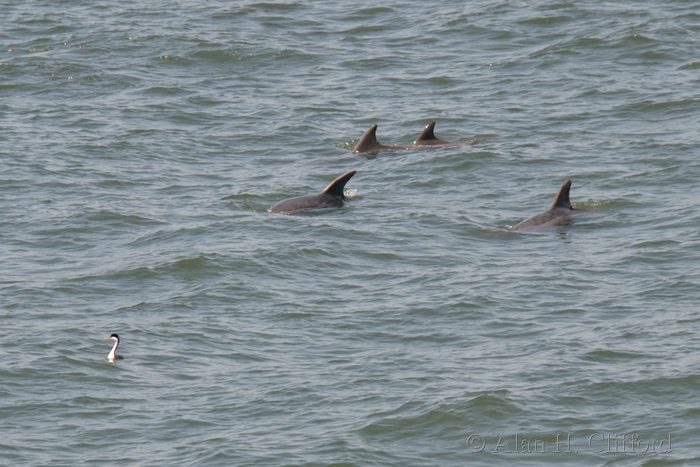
[1,1,700,466]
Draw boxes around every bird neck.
[108,339,119,361]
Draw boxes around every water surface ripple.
[1,1,700,466]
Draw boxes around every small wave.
[679,61,700,70]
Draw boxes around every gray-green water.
[2,1,700,466]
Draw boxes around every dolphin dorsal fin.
[413,122,451,146]
[353,125,382,153]
[322,170,357,198]
[414,122,438,143]
[549,180,573,210]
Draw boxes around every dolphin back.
[269,194,324,214]
[514,180,575,231]
[269,171,357,214]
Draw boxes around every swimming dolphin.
[514,180,575,231]
[352,125,404,154]
[352,122,460,155]
[411,121,452,147]
[268,171,357,214]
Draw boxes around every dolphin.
[268,171,357,214]
[352,125,404,155]
[411,121,452,147]
[352,122,460,155]
[514,180,575,231]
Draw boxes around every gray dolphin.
[514,180,575,231]
[352,122,459,155]
[411,121,452,147]
[352,125,404,154]
[268,171,357,214]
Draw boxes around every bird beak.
[103,337,111,340]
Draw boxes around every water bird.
[103,333,125,362]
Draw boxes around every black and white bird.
[103,333,125,362]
